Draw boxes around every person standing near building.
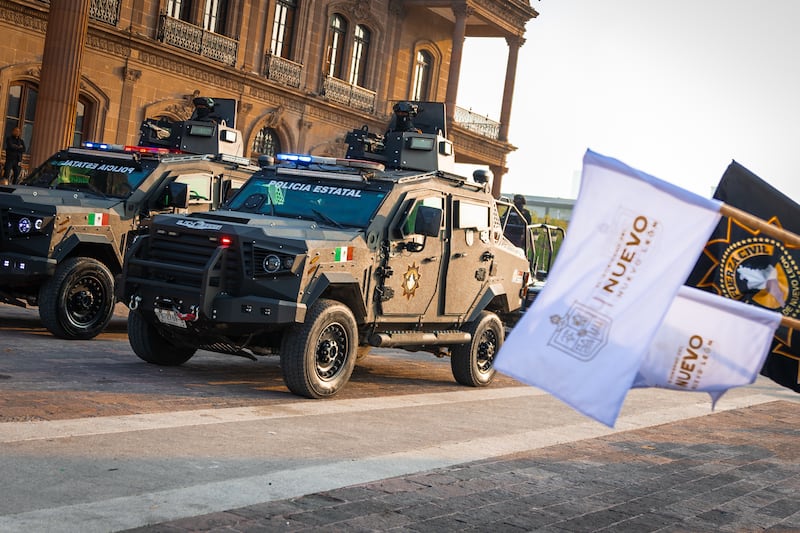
[513,194,533,224]
[3,127,26,184]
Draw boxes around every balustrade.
[322,77,376,113]
[157,15,238,66]
[454,106,501,140]
[263,54,303,88]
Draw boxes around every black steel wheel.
[451,311,503,387]
[38,257,116,340]
[128,309,197,366]
[280,299,357,398]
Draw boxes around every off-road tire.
[451,311,503,387]
[38,257,116,340]
[128,309,196,366]
[280,299,357,398]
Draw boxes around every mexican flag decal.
[334,246,353,262]
[88,213,109,226]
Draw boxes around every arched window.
[326,14,347,79]
[166,0,191,21]
[6,82,95,151]
[349,24,370,87]
[4,82,36,154]
[73,97,95,147]
[203,0,228,33]
[252,127,282,158]
[412,50,432,101]
[270,0,297,58]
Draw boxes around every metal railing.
[40,0,120,25]
[89,0,119,25]
[454,106,500,140]
[262,54,303,88]
[321,76,376,113]
[157,15,238,67]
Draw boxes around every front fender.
[52,232,120,269]
[467,282,509,323]
[303,271,368,322]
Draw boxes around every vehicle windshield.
[227,175,388,229]
[20,152,159,199]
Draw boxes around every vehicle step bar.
[369,330,471,347]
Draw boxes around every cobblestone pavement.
[126,400,799,533]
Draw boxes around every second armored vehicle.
[0,97,257,339]
[118,102,534,397]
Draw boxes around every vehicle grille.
[137,228,242,292]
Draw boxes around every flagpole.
[780,316,800,329]
[719,204,800,330]
[720,204,800,247]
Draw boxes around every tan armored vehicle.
[118,102,534,397]
[0,97,257,339]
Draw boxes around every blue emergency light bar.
[276,153,313,164]
[82,141,172,155]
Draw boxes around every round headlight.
[18,217,32,234]
[34,218,44,230]
[282,256,294,269]
[263,254,282,273]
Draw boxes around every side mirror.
[415,205,442,237]
[161,181,189,209]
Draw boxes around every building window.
[349,24,370,87]
[325,14,347,79]
[252,127,282,158]
[412,50,432,101]
[73,98,95,147]
[270,0,297,58]
[203,0,228,33]
[5,83,36,154]
[166,0,191,21]
[6,83,94,152]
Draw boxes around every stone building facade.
[0,0,536,195]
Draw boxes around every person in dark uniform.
[513,194,533,224]
[190,97,223,124]
[504,194,532,249]
[3,127,26,184]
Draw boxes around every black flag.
[686,161,800,393]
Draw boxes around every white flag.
[633,285,782,405]
[495,150,722,427]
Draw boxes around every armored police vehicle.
[118,102,533,398]
[0,97,257,339]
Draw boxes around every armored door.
[379,194,444,318]
[443,197,493,316]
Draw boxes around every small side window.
[400,196,443,237]
[175,172,213,204]
[455,200,490,230]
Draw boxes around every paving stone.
[125,400,800,532]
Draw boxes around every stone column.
[445,3,471,131]
[499,35,524,143]
[115,65,142,145]
[490,163,506,199]
[30,0,90,167]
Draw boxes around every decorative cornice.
[0,3,47,33]
[138,51,241,92]
[86,33,129,58]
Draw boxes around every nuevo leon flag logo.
[88,213,109,226]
